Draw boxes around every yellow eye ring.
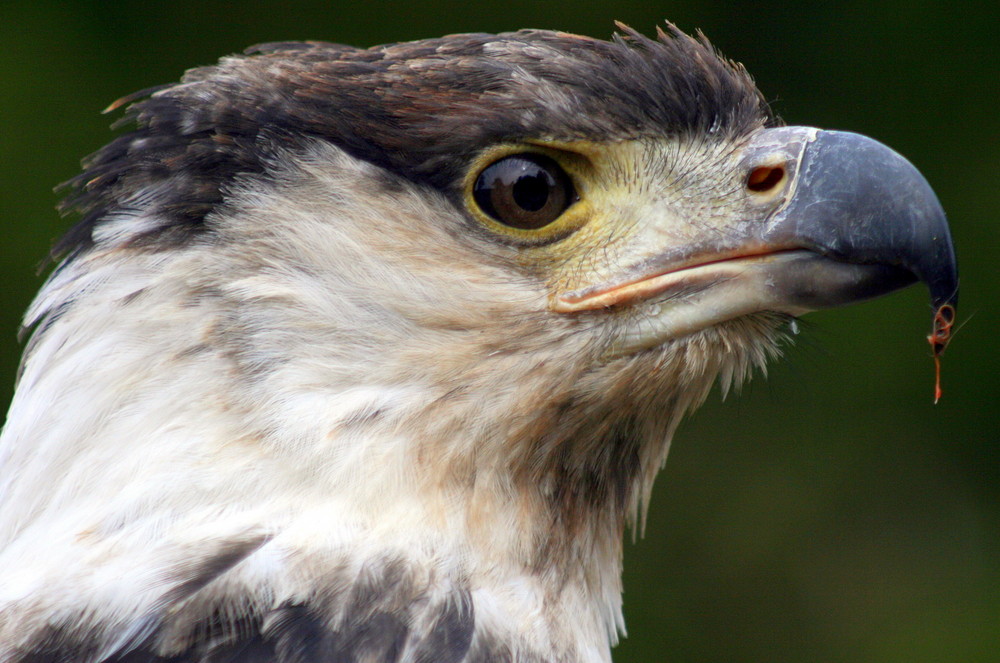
[464,144,593,245]
[472,153,577,230]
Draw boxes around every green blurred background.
[1,1,997,661]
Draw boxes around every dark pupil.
[512,171,552,212]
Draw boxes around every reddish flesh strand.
[933,355,943,404]
[927,304,956,404]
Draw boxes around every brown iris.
[473,154,576,229]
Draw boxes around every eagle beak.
[758,128,959,314]
[554,128,958,347]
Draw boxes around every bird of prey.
[0,24,957,663]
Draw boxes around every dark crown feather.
[55,24,772,262]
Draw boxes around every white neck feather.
[0,143,783,661]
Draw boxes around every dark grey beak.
[554,127,958,383]
[761,128,959,316]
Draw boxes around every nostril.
[747,165,786,193]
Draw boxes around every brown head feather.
[55,24,770,263]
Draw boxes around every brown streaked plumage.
[56,25,769,260]
[0,23,956,663]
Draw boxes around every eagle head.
[0,24,957,663]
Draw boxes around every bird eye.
[473,154,577,230]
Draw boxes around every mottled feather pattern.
[9,545,479,663]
